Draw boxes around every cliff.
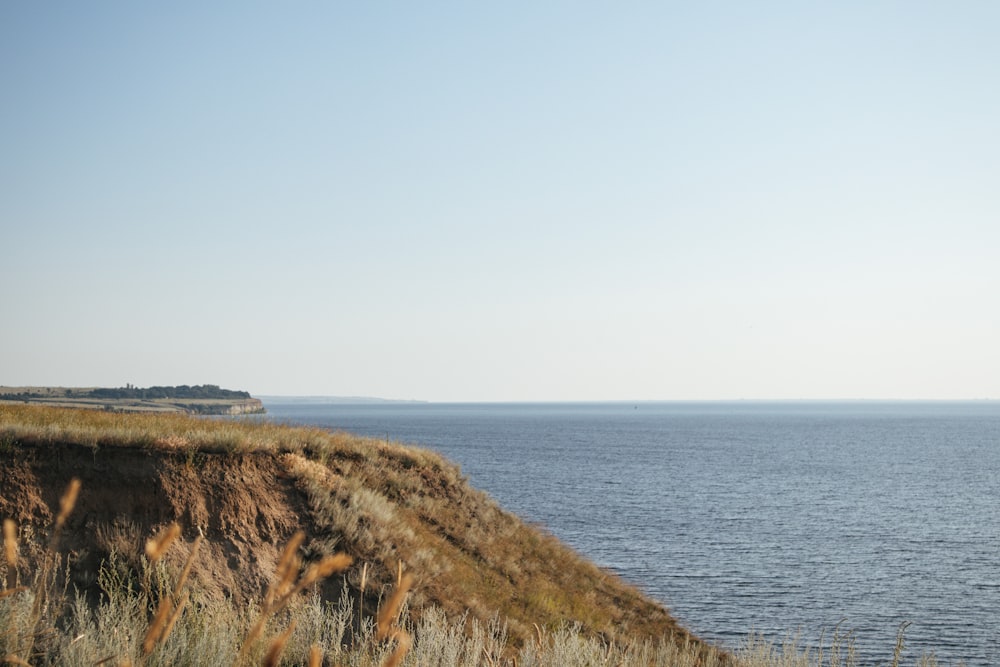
[172,397,265,415]
[0,404,719,658]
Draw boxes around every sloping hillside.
[0,404,721,661]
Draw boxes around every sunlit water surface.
[261,400,1000,665]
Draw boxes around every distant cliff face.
[185,398,265,415]
[228,398,265,415]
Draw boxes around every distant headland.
[0,384,265,415]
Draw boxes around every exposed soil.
[0,443,314,605]
[0,431,723,659]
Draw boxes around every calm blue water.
[261,400,1000,665]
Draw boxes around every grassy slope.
[0,404,718,659]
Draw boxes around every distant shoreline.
[0,385,265,415]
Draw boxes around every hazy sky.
[2,3,997,401]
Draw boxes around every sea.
[260,400,1000,666]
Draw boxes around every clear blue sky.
[2,3,997,401]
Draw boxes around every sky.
[2,3,998,402]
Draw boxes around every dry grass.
[0,515,958,666]
[0,403,424,460]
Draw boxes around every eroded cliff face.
[0,444,310,604]
[229,398,266,415]
[0,433,709,653]
[185,398,266,415]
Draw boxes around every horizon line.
[257,395,997,403]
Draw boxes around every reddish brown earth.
[1,444,312,605]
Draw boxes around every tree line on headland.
[85,384,252,400]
